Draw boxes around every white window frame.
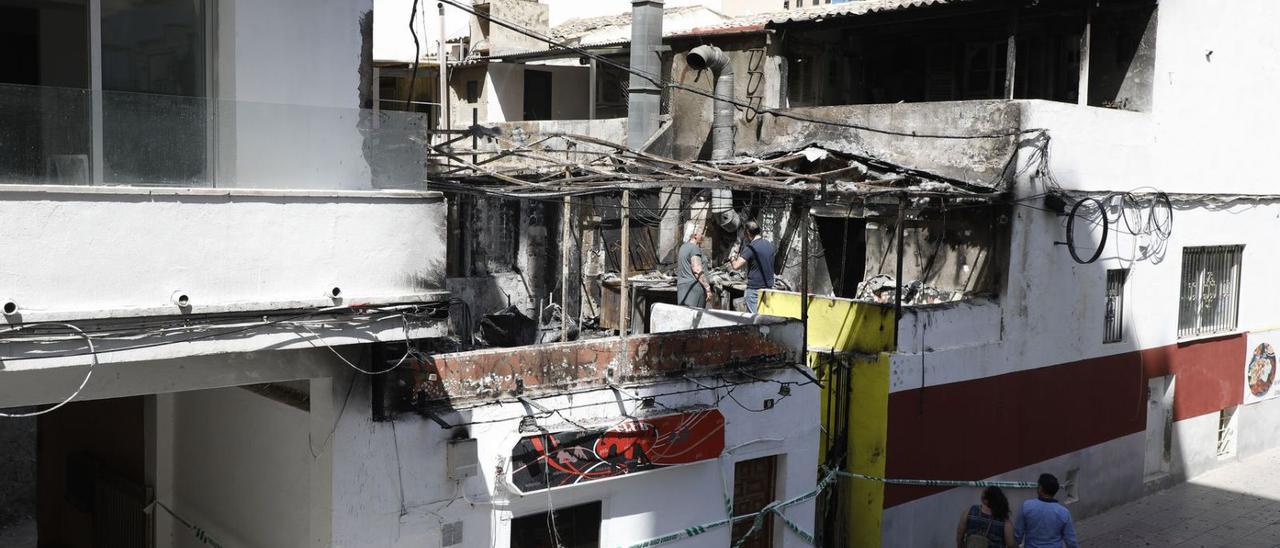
[86,0,215,186]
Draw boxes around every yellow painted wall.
[761,291,893,548]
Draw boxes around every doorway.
[732,455,778,548]
[523,69,552,121]
[1144,375,1174,480]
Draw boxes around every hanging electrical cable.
[0,322,98,418]
[407,0,422,111]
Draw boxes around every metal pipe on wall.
[685,45,735,161]
[562,195,572,342]
[620,0,659,335]
[687,44,740,231]
[893,195,906,348]
[800,200,810,356]
[620,190,631,335]
[437,3,450,135]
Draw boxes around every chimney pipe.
[687,45,738,230]
[626,0,664,150]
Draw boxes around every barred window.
[1178,245,1243,338]
[1104,269,1128,343]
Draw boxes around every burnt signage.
[510,409,726,493]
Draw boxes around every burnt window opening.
[962,40,1008,99]
[593,58,629,119]
[814,215,867,299]
[780,0,1156,111]
[1086,4,1158,111]
[446,194,521,277]
[857,205,1003,306]
[465,80,479,103]
[510,501,601,548]
[1104,268,1128,343]
[522,69,552,121]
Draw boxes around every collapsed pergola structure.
[425,126,1014,203]
[425,124,1020,344]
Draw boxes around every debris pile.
[855,275,962,306]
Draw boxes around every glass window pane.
[101,0,207,186]
[0,2,91,185]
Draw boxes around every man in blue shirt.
[1015,473,1078,548]
[729,221,776,314]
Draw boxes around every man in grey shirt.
[676,221,713,308]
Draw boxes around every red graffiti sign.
[510,409,725,492]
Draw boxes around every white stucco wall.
[1148,0,1280,195]
[896,140,1280,394]
[158,387,314,548]
[482,63,591,123]
[1018,0,1280,196]
[327,370,819,548]
[882,4,1280,542]
[0,186,447,406]
[486,63,524,123]
[0,186,446,321]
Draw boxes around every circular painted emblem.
[1247,342,1277,397]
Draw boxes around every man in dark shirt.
[730,221,775,314]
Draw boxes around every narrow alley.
[1076,448,1280,547]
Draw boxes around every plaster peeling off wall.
[472,0,550,56]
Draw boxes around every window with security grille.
[1178,245,1243,338]
[1104,269,1128,343]
[1217,406,1238,459]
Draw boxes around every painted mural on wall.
[1244,330,1280,404]
[509,408,725,493]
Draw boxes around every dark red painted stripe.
[1139,334,1246,421]
[884,334,1244,508]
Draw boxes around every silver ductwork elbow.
[687,45,739,230]
[686,45,735,162]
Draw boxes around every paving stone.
[1077,447,1280,548]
